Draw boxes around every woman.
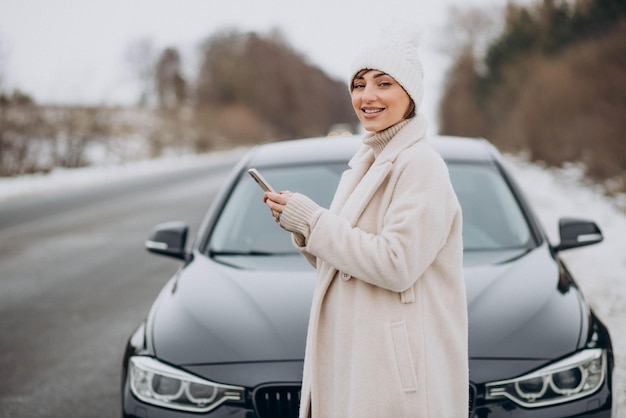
[264,34,468,418]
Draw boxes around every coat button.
[341,272,350,280]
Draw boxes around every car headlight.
[128,356,245,413]
[485,348,606,408]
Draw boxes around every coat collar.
[330,114,428,225]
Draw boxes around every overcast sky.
[0,0,531,130]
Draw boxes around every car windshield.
[209,163,346,255]
[208,161,532,255]
[448,163,531,250]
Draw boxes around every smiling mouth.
[363,108,383,114]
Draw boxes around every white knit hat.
[349,23,424,111]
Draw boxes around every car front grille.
[253,384,301,418]
[253,383,476,417]
[469,383,476,417]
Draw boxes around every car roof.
[245,134,496,168]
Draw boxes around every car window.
[209,163,346,255]
[448,163,532,250]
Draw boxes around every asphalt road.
[0,159,238,417]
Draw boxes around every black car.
[122,135,615,417]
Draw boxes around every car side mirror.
[145,221,189,260]
[554,217,603,252]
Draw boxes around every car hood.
[465,245,583,360]
[151,245,584,367]
[150,253,315,366]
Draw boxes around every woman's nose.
[361,85,377,102]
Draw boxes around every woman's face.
[351,70,412,133]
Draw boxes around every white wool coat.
[281,116,468,418]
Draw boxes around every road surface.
[0,159,237,417]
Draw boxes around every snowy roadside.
[0,147,249,204]
[0,148,624,414]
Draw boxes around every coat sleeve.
[290,232,317,268]
[286,148,460,293]
[279,193,323,268]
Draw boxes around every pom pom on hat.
[349,21,424,111]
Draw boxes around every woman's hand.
[263,191,293,224]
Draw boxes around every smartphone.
[247,168,275,193]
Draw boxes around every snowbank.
[0,147,248,203]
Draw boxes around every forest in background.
[0,29,357,177]
[2,0,625,199]
[439,0,626,194]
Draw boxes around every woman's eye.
[379,81,392,87]
[353,84,365,90]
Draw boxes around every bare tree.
[195,29,356,140]
[125,38,156,107]
[437,5,500,75]
[155,47,187,109]
[0,38,7,94]
[437,5,501,137]
[51,106,112,168]
[0,92,45,176]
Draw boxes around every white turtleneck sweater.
[361,118,411,156]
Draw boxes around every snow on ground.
[0,147,249,204]
[0,148,624,414]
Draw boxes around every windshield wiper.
[208,248,294,257]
